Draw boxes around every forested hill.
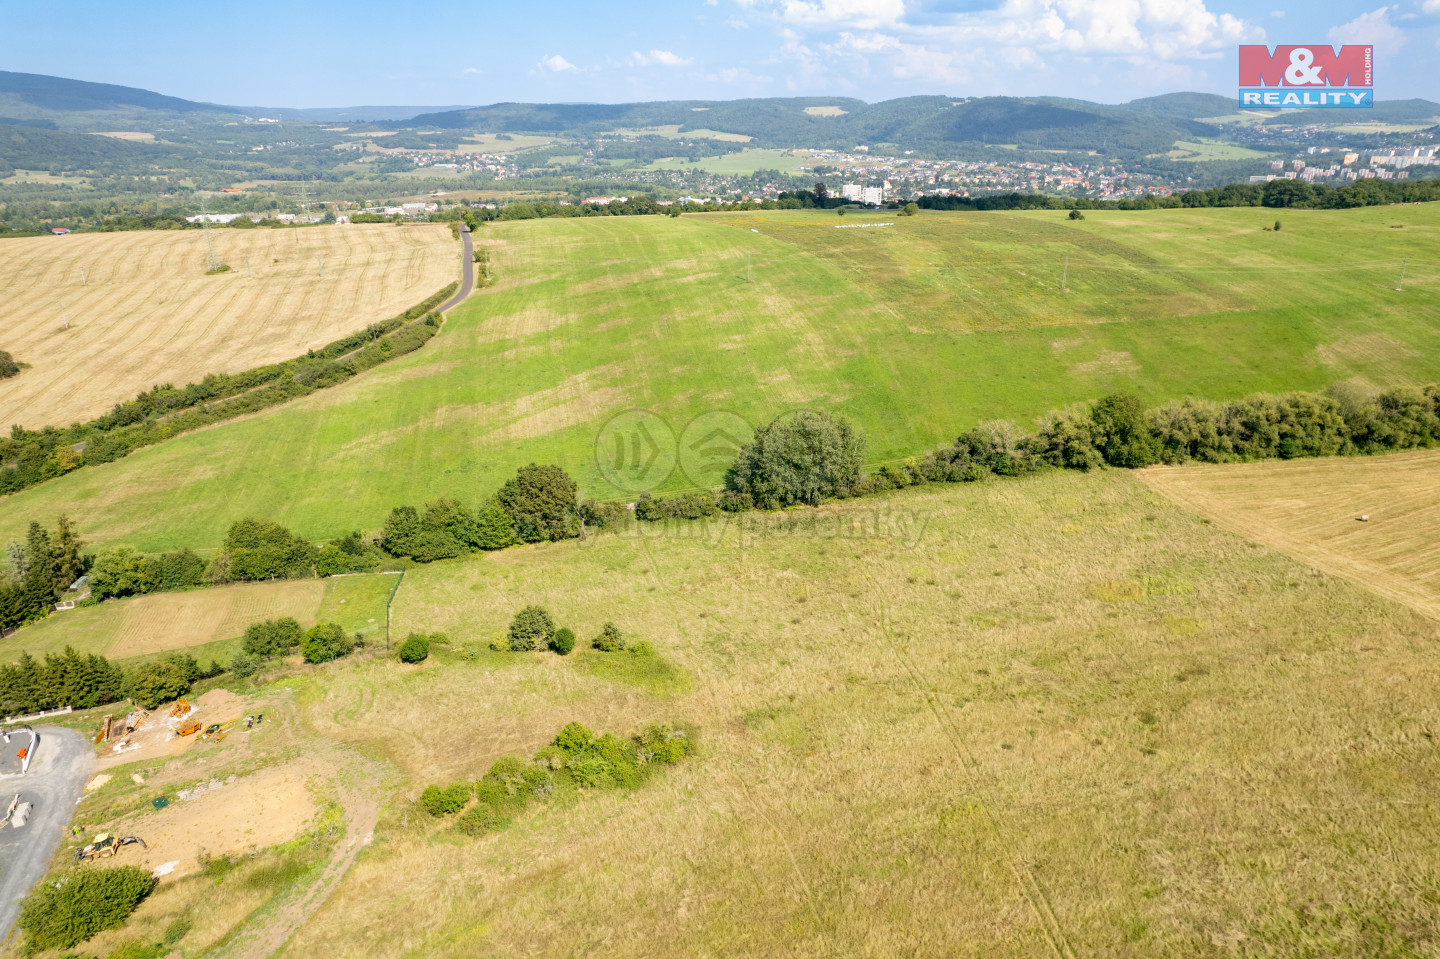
[411,95,1217,155]
[0,70,239,128]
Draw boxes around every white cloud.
[726,18,750,28]
[1327,6,1405,50]
[739,0,905,29]
[462,67,481,75]
[538,54,580,72]
[629,49,694,66]
[1423,0,1440,12]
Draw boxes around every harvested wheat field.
[1140,448,1440,622]
[1,578,326,661]
[0,223,458,427]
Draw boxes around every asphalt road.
[438,225,476,313]
[0,726,93,944]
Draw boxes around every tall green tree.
[496,465,580,543]
[728,410,866,508]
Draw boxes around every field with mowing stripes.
[0,223,457,427]
[1,572,397,664]
[0,205,1437,554]
[1141,448,1440,622]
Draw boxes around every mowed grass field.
[0,223,458,427]
[2,205,1438,553]
[92,468,1434,958]
[0,572,397,664]
[1141,448,1440,622]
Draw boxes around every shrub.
[0,350,19,379]
[554,721,595,754]
[127,654,200,709]
[241,617,303,657]
[592,622,626,652]
[551,627,576,655]
[506,605,555,651]
[728,410,866,508]
[458,803,508,836]
[1068,209,1085,220]
[496,464,580,542]
[398,634,430,663]
[229,651,260,679]
[578,499,625,529]
[17,866,155,950]
[475,497,517,549]
[301,621,351,664]
[420,782,470,816]
[637,722,694,765]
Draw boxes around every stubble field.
[0,223,458,427]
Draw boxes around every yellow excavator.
[75,833,146,862]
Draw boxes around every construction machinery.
[75,833,146,862]
[177,719,202,737]
[168,698,191,718]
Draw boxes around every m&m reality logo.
[1238,45,1373,109]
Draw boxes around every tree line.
[917,176,1440,212]
[0,284,454,499]
[0,516,86,633]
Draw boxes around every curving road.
[0,726,93,944]
[437,225,476,314]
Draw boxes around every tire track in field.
[636,536,835,955]
[861,567,1078,959]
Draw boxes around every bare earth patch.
[113,763,316,877]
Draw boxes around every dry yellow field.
[2,578,326,661]
[0,223,458,427]
[1140,448,1440,622]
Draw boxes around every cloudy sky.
[3,0,1437,107]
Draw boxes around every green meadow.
[1,205,1437,553]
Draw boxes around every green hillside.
[1,205,1437,553]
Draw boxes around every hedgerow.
[0,283,455,498]
[422,721,695,839]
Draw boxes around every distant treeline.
[0,283,454,498]
[916,177,1440,211]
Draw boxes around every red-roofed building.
[50,227,70,235]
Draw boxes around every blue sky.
[2,0,1436,107]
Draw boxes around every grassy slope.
[264,469,1440,957]
[1,205,1437,553]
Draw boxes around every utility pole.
[244,255,252,278]
[317,253,323,278]
[79,267,86,285]
[1061,256,1069,292]
[1395,257,1408,292]
[747,253,752,283]
[483,249,490,282]
[197,196,222,273]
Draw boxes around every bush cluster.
[300,622,356,664]
[420,721,695,839]
[241,618,303,657]
[127,653,207,709]
[17,866,155,951]
[383,463,581,564]
[0,285,455,499]
[0,349,19,379]
[551,627,576,656]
